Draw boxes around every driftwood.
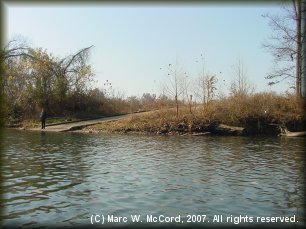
[279,126,306,137]
[215,124,244,135]
[191,132,211,136]
[282,130,306,137]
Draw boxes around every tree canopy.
[1,39,95,119]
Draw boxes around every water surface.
[1,129,305,227]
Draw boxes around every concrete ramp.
[29,115,127,132]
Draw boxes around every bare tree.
[141,93,156,110]
[195,54,218,105]
[262,0,304,96]
[162,60,185,118]
[127,96,141,113]
[197,74,218,104]
[1,37,31,60]
[230,58,254,96]
[181,72,195,114]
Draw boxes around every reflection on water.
[1,129,305,227]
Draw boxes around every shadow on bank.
[131,117,306,137]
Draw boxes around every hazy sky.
[5,2,291,97]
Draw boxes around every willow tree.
[48,45,94,112]
[1,39,32,117]
[1,38,94,117]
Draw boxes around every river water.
[1,129,305,228]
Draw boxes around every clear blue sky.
[4,2,290,97]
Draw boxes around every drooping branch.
[63,45,94,74]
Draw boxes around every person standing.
[40,108,47,129]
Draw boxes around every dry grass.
[85,92,306,134]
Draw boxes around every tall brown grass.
[87,92,305,133]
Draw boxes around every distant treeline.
[0,40,173,121]
[1,39,305,131]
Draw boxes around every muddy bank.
[82,119,284,136]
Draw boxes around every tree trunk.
[175,95,178,118]
[295,0,302,97]
[301,0,306,97]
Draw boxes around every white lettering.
[94,215,100,223]
[131,215,141,222]
[108,215,127,223]
[147,215,158,222]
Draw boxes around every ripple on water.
[1,130,305,227]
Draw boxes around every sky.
[4,2,292,97]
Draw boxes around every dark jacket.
[40,111,47,120]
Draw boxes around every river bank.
[80,108,301,136]
[6,92,306,137]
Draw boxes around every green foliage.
[2,39,305,132]
[2,41,100,120]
